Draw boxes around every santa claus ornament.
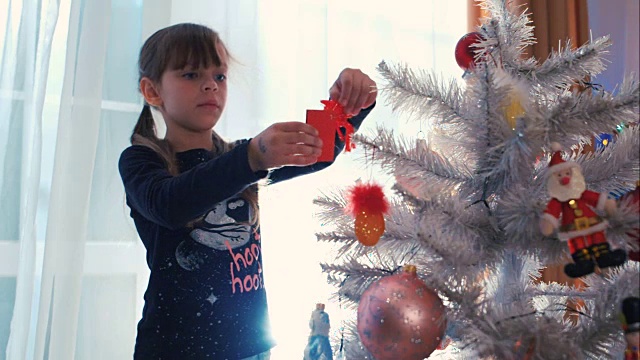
[356,265,447,360]
[539,143,627,278]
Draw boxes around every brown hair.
[131,23,259,224]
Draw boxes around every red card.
[306,109,335,162]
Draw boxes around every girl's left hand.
[329,68,377,116]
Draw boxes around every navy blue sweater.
[119,105,373,360]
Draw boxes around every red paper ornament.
[346,182,389,246]
[357,265,447,360]
[454,32,484,70]
[620,181,640,262]
[320,100,355,152]
[306,100,355,162]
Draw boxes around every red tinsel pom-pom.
[346,182,389,216]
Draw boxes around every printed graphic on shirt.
[174,198,265,294]
[190,198,252,250]
[175,198,251,271]
[227,234,264,294]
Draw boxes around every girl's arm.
[118,141,267,229]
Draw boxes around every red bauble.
[357,265,447,360]
[620,182,640,261]
[454,32,483,70]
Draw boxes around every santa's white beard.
[547,169,587,202]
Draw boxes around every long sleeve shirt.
[118,104,373,359]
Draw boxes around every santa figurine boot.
[564,249,596,278]
[591,243,627,268]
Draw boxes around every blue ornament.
[595,133,614,151]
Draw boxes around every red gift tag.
[306,100,355,162]
[306,109,335,162]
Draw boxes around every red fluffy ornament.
[620,180,640,262]
[454,32,484,70]
[346,182,389,246]
[357,265,447,360]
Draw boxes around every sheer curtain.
[0,1,58,358]
[1,0,466,359]
[3,0,149,359]
[1,1,62,359]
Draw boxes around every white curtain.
[1,0,467,359]
[3,0,147,359]
[1,1,61,359]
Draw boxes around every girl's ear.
[140,77,163,107]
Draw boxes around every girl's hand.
[248,122,323,172]
[329,68,377,116]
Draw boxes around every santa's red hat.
[548,142,579,173]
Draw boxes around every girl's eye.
[183,72,198,79]
[215,74,227,82]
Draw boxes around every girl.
[118,23,376,360]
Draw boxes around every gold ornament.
[494,68,528,130]
[354,211,385,246]
[502,92,526,130]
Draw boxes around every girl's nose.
[202,80,218,92]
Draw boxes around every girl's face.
[153,41,229,135]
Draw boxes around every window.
[1,1,467,358]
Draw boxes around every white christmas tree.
[314,0,640,358]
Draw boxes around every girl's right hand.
[248,122,323,172]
